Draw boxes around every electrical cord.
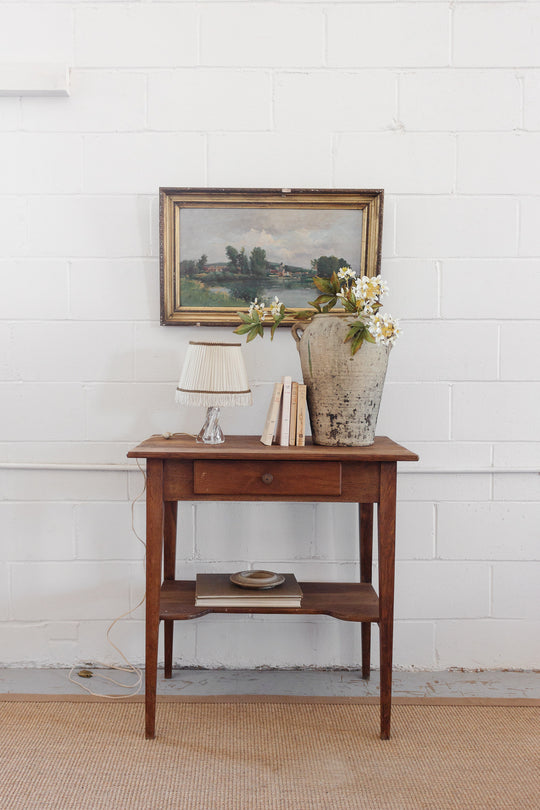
[68,434,199,697]
[68,460,147,698]
[160,432,199,440]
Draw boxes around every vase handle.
[291,322,304,344]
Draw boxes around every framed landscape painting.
[160,188,384,326]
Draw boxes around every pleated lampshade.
[176,342,252,408]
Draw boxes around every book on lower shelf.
[195,573,303,607]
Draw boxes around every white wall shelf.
[0,63,70,96]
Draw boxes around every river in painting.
[208,283,316,308]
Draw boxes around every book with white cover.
[277,375,292,446]
[289,381,298,446]
[260,381,283,446]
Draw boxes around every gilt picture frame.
[160,187,384,327]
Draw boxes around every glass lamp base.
[197,406,225,444]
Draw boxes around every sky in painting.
[179,208,363,270]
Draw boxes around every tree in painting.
[249,247,267,276]
[197,254,208,273]
[311,256,349,278]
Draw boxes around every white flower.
[248,298,266,320]
[352,275,389,314]
[270,296,283,319]
[362,301,375,316]
[372,275,388,296]
[352,278,366,299]
[368,312,400,346]
[337,266,356,281]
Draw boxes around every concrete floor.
[1,668,538,699]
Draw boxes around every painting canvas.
[160,189,383,326]
[179,207,363,309]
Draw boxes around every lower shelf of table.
[160,580,379,623]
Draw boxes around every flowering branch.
[234,268,400,355]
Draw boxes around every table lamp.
[176,341,252,444]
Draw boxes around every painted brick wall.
[0,0,539,671]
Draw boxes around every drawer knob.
[261,473,274,485]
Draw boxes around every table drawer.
[193,460,342,497]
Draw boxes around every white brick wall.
[396,197,518,258]
[326,5,450,68]
[27,196,153,257]
[519,198,540,255]
[21,71,147,132]
[200,5,325,67]
[207,133,333,187]
[148,70,272,131]
[453,4,540,67]
[399,70,520,131]
[74,4,199,68]
[334,132,455,193]
[274,71,396,132]
[0,5,73,63]
[1,0,539,672]
[82,133,207,194]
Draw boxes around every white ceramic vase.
[292,313,390,447]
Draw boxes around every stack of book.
[195,573,303,607]
[260,376,307,447]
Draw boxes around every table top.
[127,435,419,463]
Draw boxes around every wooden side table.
[127,435,418,740]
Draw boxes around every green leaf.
[237,312,253,324]
[246,326,260,343]
[295,310,315,321]
[307,300,323,313]
[350,334,365,355]
[321,297,338,312]
[234,323,254,336]
[344,322,365,343]
[270,321,280,340]
[311,293,335,306]
[312,276,333,294]
[364,330,376,344]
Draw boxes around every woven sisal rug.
[1,696,538,809]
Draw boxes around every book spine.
[260,382,283,446]
[296,384,307,446]
[289,381,298,446]
[278,376,292,446]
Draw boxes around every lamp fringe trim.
[176,390,252,407]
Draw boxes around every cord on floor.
[68,459,147,698]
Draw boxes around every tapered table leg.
[145,459,164,740]
[378,462,397,740]
[163,501,178,679]
[359,503,374,680]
